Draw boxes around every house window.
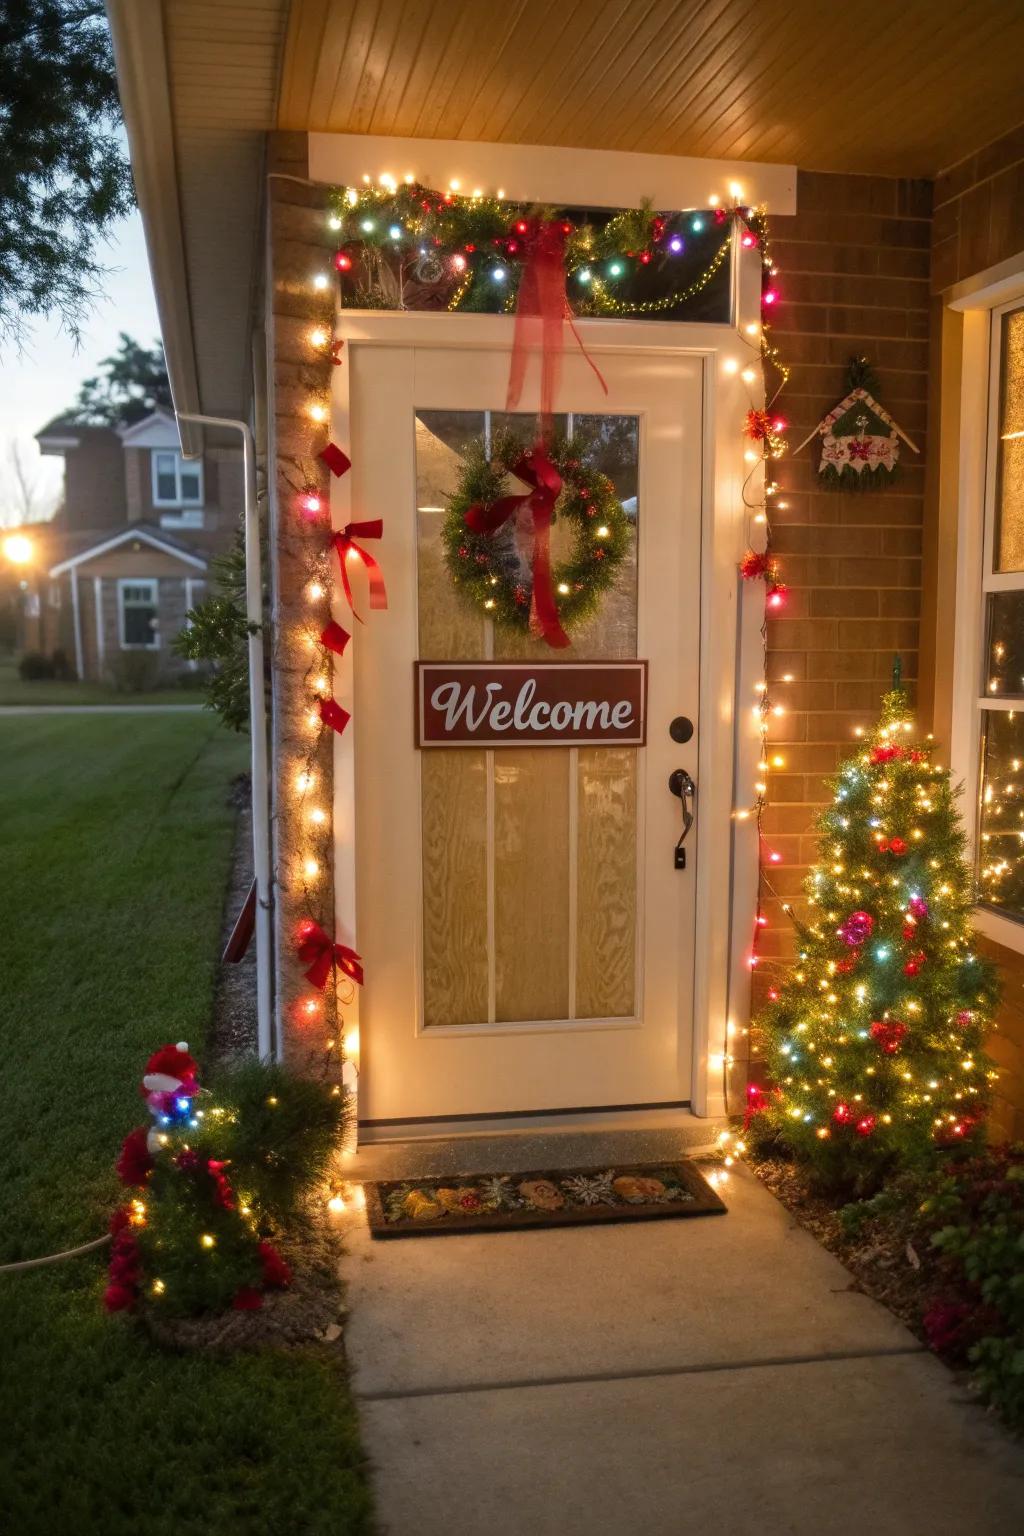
[118,579,159,650]
[152,450,203,508]
[976,303,1024,925]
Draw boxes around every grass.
[0,655,193,707]
[0,715,374,1536]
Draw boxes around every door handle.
[668,769,696,870]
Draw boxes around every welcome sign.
[415,661,647,748]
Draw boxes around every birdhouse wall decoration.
[794,356,919,490]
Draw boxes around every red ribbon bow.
[332,520,387,621]
[506,217,607,428]
[466,448,569,649]
[296,920,364,991]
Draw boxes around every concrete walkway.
[339,1141,1024,1536]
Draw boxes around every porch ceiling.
[110,0,1024,441]
[278,0,1024,180]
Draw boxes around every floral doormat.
[363,1160,726,1238]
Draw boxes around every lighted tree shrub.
[750,689,1000,1193]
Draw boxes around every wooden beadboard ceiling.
[277,0,1024,179]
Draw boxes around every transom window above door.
[152,450,203,508]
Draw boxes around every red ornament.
[833,1102,852,1125]
[856,1114,877,1137]
[765,583,787,610]
[903,949,926,977]
[870,1020,909,1055]
[333,250,352,272]
[639,250,652,265]
[888,837,908,856]
[871,744,904,764]
[458,545,469,559]
[955,1009,973,1028]
[839,910,874,946]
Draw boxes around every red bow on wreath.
[466,448,569,649]
[331,520,387,622]
[296,919,364,991]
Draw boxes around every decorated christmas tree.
[751,686,1000,1193]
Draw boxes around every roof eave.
[104,0,204,461]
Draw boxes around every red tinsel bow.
[466,448,569,649]
[506,217,607,428]
[332,520,387,621]
[296,919,364,990]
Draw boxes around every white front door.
[348,336,703,1124]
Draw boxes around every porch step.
[346,1110,731,1184]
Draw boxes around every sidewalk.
[339,1146,1024,1536]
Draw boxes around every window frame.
[117,577,160,651]
[951,288,1024,953]
[151,449,204,508]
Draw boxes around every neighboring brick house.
[25,408,240,681]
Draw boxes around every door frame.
[328,285,765,1122]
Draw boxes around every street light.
[2,533,33,566]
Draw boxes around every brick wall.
[63,429,126,532]
[265,132,342,1074]
[751,170,933,1034]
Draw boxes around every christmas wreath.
[441,428,631,644]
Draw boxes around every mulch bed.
[210,774,259,1064]
[751,1156,936,1343]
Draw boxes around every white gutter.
[105,0,204,460]
[178,412,273,1062]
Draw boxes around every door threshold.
[347,1105,729,1185]
[356,1101,705,1146]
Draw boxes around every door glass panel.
[415,410,640,1026]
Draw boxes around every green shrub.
[18,650,55,680]
[921,1144,1024,1428]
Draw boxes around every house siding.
[749,169,933,1086]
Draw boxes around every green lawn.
[0,655,189,706]
[0,715,373,1536]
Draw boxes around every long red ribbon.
[466,448,569,649]
[506,218,607,428]
[296,920,364,991]
[332,520,387,621]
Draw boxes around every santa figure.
[141,1041,199,1151]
